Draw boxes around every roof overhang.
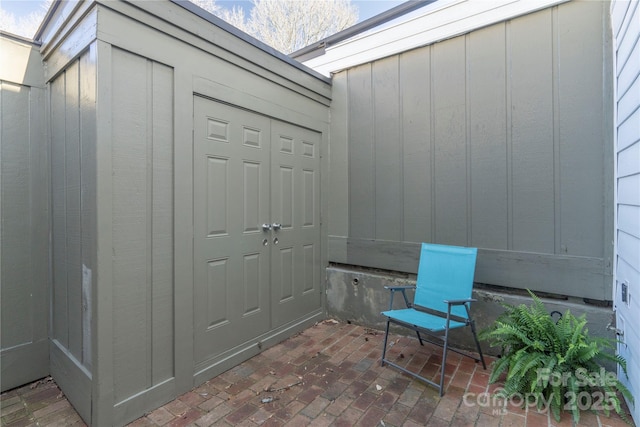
[300,0,570,76]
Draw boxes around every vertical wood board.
[93,39,115,427]
[80,46,97,370]
[399,49,431,243]
[112,48,150,402]
[373,56,401,241]
[151,61,174,386]
[557,0,606,258]
[467,24,508,249]
[509,9,555,254]
[432,37,467,246]
[328,72,349,238]
[65,60,83,361]
[348,64,375,239]
[51,73,69,348]
[111,47,175,404]
[29,83,49,355]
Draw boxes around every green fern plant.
[480,290,633,423]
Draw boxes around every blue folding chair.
[381,243,486,396]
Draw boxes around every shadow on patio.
[1,320,634,427]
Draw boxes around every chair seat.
[382,308,466,332]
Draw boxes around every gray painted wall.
[49,43,97,422]
[0,34,49,392]
[329,0,614,301]
[50,49,96,370]
[109,46,175,406]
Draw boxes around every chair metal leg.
[470,320,486,369]
[380,320,441,394]
[380,318,484,397]
[439,327,450,397]
[416,330,423,346]
[381,319,391,367]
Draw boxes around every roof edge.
[290,0,436,61]
[0,30,42,46]
[302,0,570,76]
[170,0,331,85]
[34,0,62,41]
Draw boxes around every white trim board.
[303,0,569,76]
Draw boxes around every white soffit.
[303,0,569,76]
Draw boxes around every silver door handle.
[272,223,282,231]
[262,223,272,232]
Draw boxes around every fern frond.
[482,290,631,424]
[488,356,510,384]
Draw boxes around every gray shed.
[1,0,330,425]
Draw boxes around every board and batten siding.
[329,0,614,300]
[110,46,175,408]
[0,34,49,392]
[611,0,640,423]
[49,44,97,421]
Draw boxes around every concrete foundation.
[325,264,616,357]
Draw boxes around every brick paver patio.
[1,320,634,426]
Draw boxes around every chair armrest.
[384,286,416,310]
[384,285,416,290]
[443,298,476,306]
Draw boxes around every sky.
[216,0,405,19]
[0,0,406,39]
[1,0,45,16]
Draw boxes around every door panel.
[194,97,271,366]
[271,121,322,328]
[193,97,322,370]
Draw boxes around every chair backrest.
[414,243,478,319]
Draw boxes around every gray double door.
[193,96,321,367]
